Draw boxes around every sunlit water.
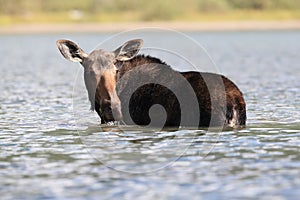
[0,31,299,199]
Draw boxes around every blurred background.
[0,0,300,25]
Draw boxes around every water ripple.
[1,32,300,199]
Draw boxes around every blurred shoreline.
[1,20,300,34]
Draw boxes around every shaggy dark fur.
[114,55,246,128]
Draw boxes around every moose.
[56,39,246,128]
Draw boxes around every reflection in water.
[78,125,211,173]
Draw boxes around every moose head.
[56,39,143,123]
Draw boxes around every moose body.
[57,39,246,128]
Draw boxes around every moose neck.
[115,55,168,80]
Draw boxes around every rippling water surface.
[0,31,299,199]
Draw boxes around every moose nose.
[111,102,123,121]
[112,108,123,121]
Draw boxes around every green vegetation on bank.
[1,0,300,24]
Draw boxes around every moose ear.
[56,39,88,63]
[114,39,143,61]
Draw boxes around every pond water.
[0,30,299,199]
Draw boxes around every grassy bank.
[1,0,300,25]
[1,10,300,25]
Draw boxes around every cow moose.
[56,39,246,129]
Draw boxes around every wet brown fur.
[113,55,246,128]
